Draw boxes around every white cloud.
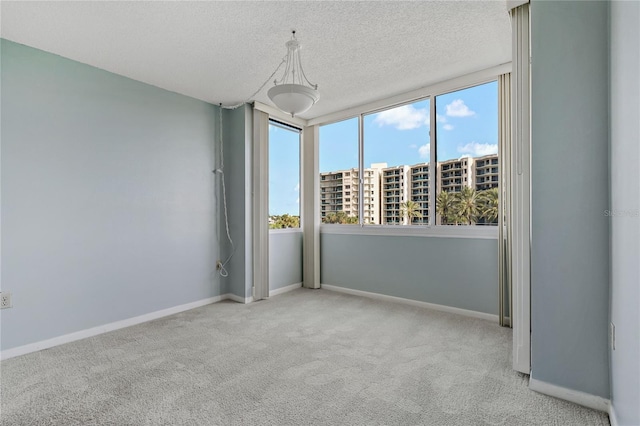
[373,105,429,130]
[408,144,417,149]
[294,183,300,192]
[443,124,454,131]
[296,197,299,204]
[445,99,475,117]
[418,143,431,159]
[457,142,498,157]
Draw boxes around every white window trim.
[254,101,308,128]
[308,63,511,127]
[267,116,303,229]
[320,224,498,240]
[269,228,303,235]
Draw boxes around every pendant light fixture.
[267,31,319,117]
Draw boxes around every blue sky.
[270,80,498,215]
[269,124,300,216]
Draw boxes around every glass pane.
[435,81,498,226]
[363,99,431,225]
[269,122,300,229]
[319,118,359,225]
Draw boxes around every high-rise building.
[473,154,499,191]
[437,157,473,193]
[320,163,385,224]
[321,155,498,225]
[319,170,345,221]
[363,163,385,224]
[409,163,430,224]
[381,165,410,225]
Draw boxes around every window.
[363,99,431,225]
[319,117,358,225]
[317,78,499,231]
[435,81,498,226]
[269,120,301,229]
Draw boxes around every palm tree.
[269,214,300,229]
[344,215,359,224]
[323,212,338,224]
[453,186,479,225]
[400,200,423,223]
[280,214,300,228]
[477,188,499,224]
[324,211,358,224]
[436,191,455,225]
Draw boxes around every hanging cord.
[220,55,287,110]
[213,44,290,276]
[215,106,235,277]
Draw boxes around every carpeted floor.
[1,288,609,425]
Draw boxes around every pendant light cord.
[220,55,287,110]
[214,35,298,278]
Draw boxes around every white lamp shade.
[267,84,319,117]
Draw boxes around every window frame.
[313,64,508,238]
[268,118,304,234]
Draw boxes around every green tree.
[400,200,423,223]
[269,214,300,229]
[477,188,499,224]
[453,186,480,225]
[323,211,358,224]
[436,191,456,225]
[347,216,358,224]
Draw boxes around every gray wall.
[269,231,303,291]
[219,106,252,299]
[530,1,610,398]
[610,1,640,424]
[0,40,220,351]
[321,234,498,315]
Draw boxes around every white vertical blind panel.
[498,72,512,328]
[252,109,270,300]
[510,4,532,374]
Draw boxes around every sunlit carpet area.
[1,289,609,425]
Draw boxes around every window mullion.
[429,96,437,226]
[358,113,365,226]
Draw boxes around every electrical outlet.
[216,261,223,270]
[0,292,12,309]
[611,322,616,350]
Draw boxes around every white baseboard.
[609,404,620,426]
[321,284,499,322]
[226,293,253,304]
[609,404,619,426]
[529,376,610,413]
[0,293,243,361]
[269,282,302,297]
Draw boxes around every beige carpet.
[1,288,609,425]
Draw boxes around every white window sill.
[269,228,303,234]
[320,224,498,239]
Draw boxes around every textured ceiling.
[0,1,511,120]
